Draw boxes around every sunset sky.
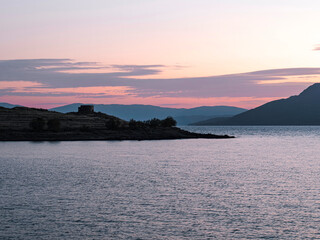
[1,0,320,109]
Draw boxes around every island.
[0,106,234,141]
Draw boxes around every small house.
[78,105,94,114]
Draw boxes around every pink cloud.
[313,44,320,51]
[0,81,44,89]
[9,85,134,96]
[1,59,320,109]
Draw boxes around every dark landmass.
[190,83,320,125]
[0,107,234,141]
[50,104,246,125]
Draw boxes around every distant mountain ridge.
[50,104,247,125]
[0,103,21,109]
[192,83,320,125]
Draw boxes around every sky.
[1,0,320,109]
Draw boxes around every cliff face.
[0,107,126,130]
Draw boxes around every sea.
[1,126,320,239]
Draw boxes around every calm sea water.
[1,126,320,239]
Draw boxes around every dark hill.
[192,83,320,125]
[0,106,234,140]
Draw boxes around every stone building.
[78,105,94,114]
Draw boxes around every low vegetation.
[129,117,177,129]
[28,115,177,132]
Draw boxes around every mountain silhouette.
[0,103,21,108]
[191,83,320,125]
[50,104,246,125]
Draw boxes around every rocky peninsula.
[0,106,234,141]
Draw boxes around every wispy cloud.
[313,44,320,51]
[0,59,319,108]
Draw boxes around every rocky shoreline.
[0,128,234,141]
[0,106,234,141]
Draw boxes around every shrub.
[129,119,145,129]
[130,117,177,129]
[160,116,177,127]
[129,119,138,129]
[30,117,46,131]
[145,118,161,128]
[47,118,61,132]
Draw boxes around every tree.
[160,116,177,127]
[129,119,145,129]
[129,119,138,129]
[145,118,161,128]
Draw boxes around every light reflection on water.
[1,126,320,239]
